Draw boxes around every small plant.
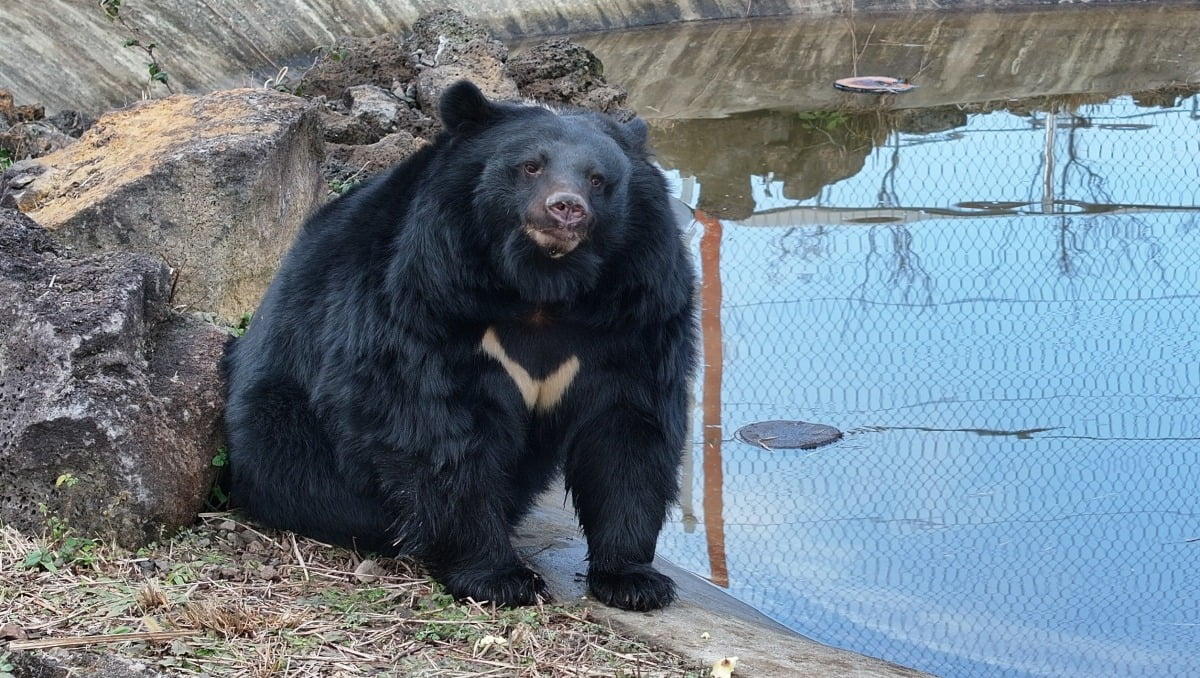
[0,651,15,678]
[98,0,175,94]
[263,66,293,92]
[328,177,362,195]
[23,509,102,573]
[796,110,848,132]
[416,587,457,612]
[23,536,100,572]
[227,312,253,338]
[329,163,370,196]
[55,472,80,488]
[207,446,231,509]
[0,149,13,170]
[207,484,229,509]
[166,562,198,586]
[23,499,102,573]
[22,545,57,571]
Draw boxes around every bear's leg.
[386,413,550,607]
[565,408,682,611]
[504,424,563,528]
[228,376,393,553]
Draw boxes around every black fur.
[222,81,697,611]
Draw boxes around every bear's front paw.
[442,564,549,607]
[588,564,676,611]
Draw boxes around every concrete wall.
[574,3,1200,119]
[0,0,1184,112]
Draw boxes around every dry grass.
[0,514,703,677]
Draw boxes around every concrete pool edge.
[516,495,934,677]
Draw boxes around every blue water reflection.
[660,95,1200,677]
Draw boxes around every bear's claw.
[442,564,550,607]
[587,565,676,612]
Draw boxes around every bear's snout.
[546,192,589,228]
[525,190,592,258]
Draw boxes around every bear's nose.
[545,192,589,227]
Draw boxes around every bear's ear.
[623,117,650,149]
[610,116,650,155]
[438,80,497,135]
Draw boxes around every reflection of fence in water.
[673,211,1200,671]
[972,97,1189,208]
[666,95,1200,668]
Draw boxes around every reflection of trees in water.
[650,109,889,220]
[851,125,936,307]
[666,86,1193,304]
[876,135,901,208]
[1055,216,1084,280]
[767,225,831,284]
[854,225,934,308]
[1181,213,1200,235]
[656,85,1199,223]
[1062,117,1110,205]
[1026,101,1108,207]
[1056,215,1169,290]
[1031,101,1170,286]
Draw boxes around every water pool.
[576,8,1200,677]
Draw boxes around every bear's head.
[436,80,655,304]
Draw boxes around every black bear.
[222,80,696,611]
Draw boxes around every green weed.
[0,652,14,678]
[98,0,174,94]
[23,509,101,573]
[228,311,253,337]
[328,177,362,195]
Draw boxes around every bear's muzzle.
[525,191,592,258]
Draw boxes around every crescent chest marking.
[479,327,580,412]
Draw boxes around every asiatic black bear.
[223,81,697,611]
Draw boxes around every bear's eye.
[589,174,605,188]
[522,161,542,176]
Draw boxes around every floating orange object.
[834,76,917,94]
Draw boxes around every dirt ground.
[0,511,707,677]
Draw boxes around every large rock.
[9,648,170,678]
[409,10,520,111]
[295,35,415,101]
[0,210,226,548]
[293,12,624,190]
[4,88,325,320]
[0,121,76,160]
[324,132,424,188]
[0,88,91,163]
[0,88,42,126]
[340,84,430,144]
[509,38,630,115]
